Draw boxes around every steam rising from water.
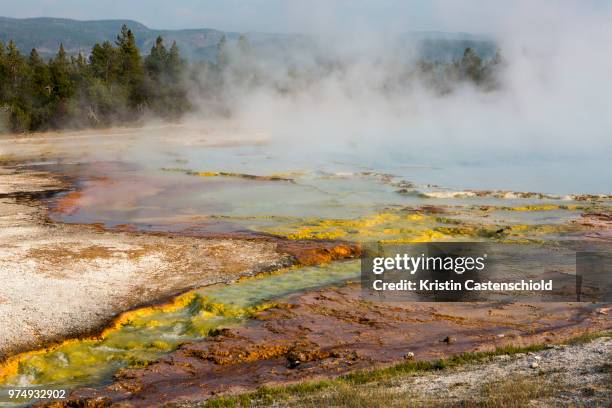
[6,2,611,194]
[186,1,611,165]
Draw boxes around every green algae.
[254,212,452,242]
[247,206,593,244]
[160,167,294,182]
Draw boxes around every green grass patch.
[192,331,610,408]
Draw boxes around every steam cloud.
[6,1,609,194]
[185,0,612,167]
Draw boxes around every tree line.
[0,26,503,133]
[215,35,504,100]
[0,25,189,132]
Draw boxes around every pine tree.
[0,41,11,131]
[145,36,168,79]
[27,49,53,129]
[167,41,184,80]
[459,47,483,84]
[3,41,32,131]
[116,24,145,108]
[29,49,51,96]
[50,43,74,99]
[72,53,88,75]
[5,41,25,87]
[143,37,188,118]
[46,43,76,127]
[89,41,120,83]
[0,41,7,102]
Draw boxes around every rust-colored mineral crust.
[53,284,611,407]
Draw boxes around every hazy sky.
[2,0,611,34]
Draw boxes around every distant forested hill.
[0,16,231,61]
[0,16,495,62]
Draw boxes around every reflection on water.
[44,146,608,241]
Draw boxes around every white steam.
[186,0,612,167]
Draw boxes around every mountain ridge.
[0,16,495,62]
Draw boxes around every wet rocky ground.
[259,335,611,408]
[1,127,610,408]
[56,283,610,407]
[0,165,357,362]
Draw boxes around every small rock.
[441,336,456,344]
[534,355,542,361]
[530,362,539,369]
[287,359,301,369]
[497,334,505,338]
[404,352,415,360]
[494,354,510,361]
[286,349,307,369]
